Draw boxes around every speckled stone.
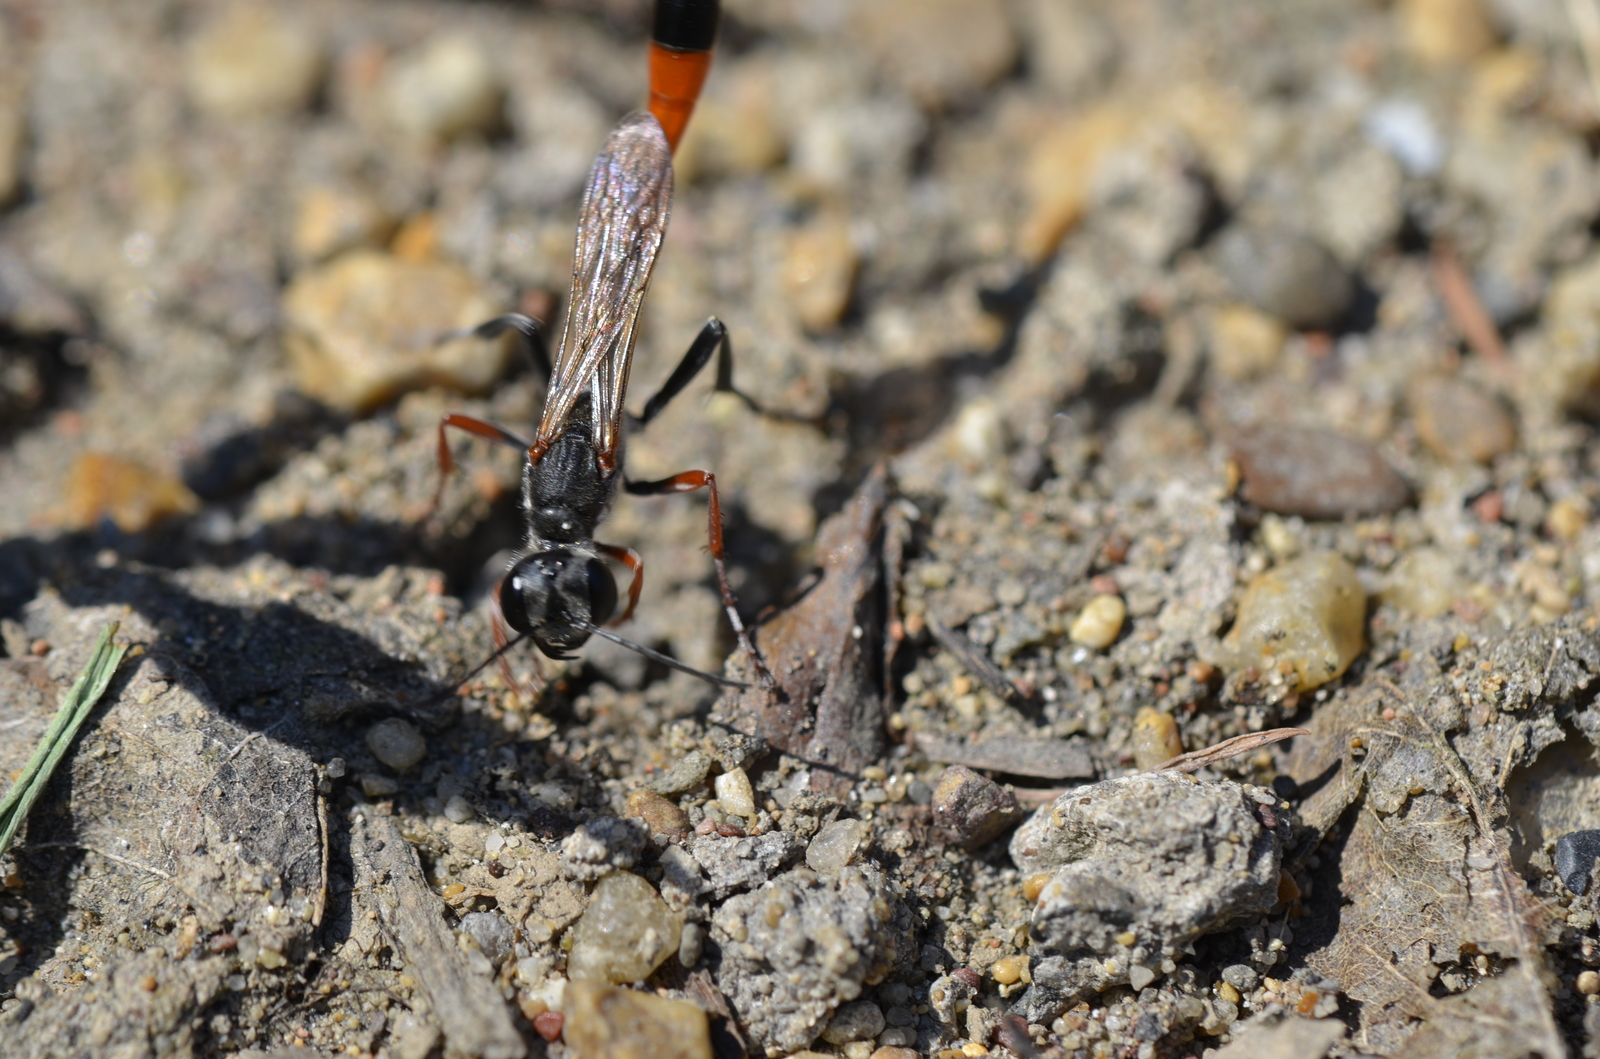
[712,864,914,1054]
[562,817,647,881]
[1010,773,1285,1019]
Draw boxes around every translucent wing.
[534,111,673,474]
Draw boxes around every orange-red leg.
[596,543,644,625]
[625,469,774,689]
[430,413,531,515]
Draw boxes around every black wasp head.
[500,549,618,658]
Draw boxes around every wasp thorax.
[501,549,618,656]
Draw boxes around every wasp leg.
[624,469,776,690]
[442,312,551,380]
[595,543,644,625]
[430,414,532,516]
[633,317,766,426]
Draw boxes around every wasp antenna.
[582,623,748,689]
[421,632,531,710]
[648,0,719,152]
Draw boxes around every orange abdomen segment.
[648,42,712,153]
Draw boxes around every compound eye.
[585,558,618,627]
[499,556,541,634]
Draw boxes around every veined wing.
[534,110,673,474]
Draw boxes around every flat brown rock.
[1231,425,1411,518]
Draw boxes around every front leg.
[625,470,776,689]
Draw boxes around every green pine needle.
[0,622,128,858]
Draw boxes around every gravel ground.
[6,0,1600,1057]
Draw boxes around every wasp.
[433,0,773,692]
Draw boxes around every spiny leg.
[596,543,645,624]
[625,470,775,689]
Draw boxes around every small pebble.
[458,911,513,966]
[184,7,323,119]
[442,795,475,824]
[1127,964,1156,990]
[384,35,504,143]
[806,818,869,875]
[624,789,691,838]
[652,750,713,795]
[1547,496,1589,541]
[533,1009,564,1043]
[366,718,427,771]
[567,872,682,984]
[1207,303,1287,381]
[1225,552,1366,692]
[1217,981,1242,1004]
[1215,223,1354,330]
[1022,873,1051,902]
[678,921,704,968]
[562,980,711,1059]
[1131,708,1183,770]
[870,1047,920,1059]
[822,1000,887,1045]
[282,251,509,414]
[60,452,199,533]
[1578,971,1600,996]
[714,767,757,818]
[1409,376,1516,463]
[1232,425,1411,519]
[932,765,1020,848]
[1556,830,1600,895]
[784,211,857,332]
[991,956,1026,984]
[359,774,400,798]
[1069,594,1126,650]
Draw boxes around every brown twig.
[1153,727,1308,774]
[312,785,329,929]
[1431,239,1509,372]
[924,614,1029,704]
